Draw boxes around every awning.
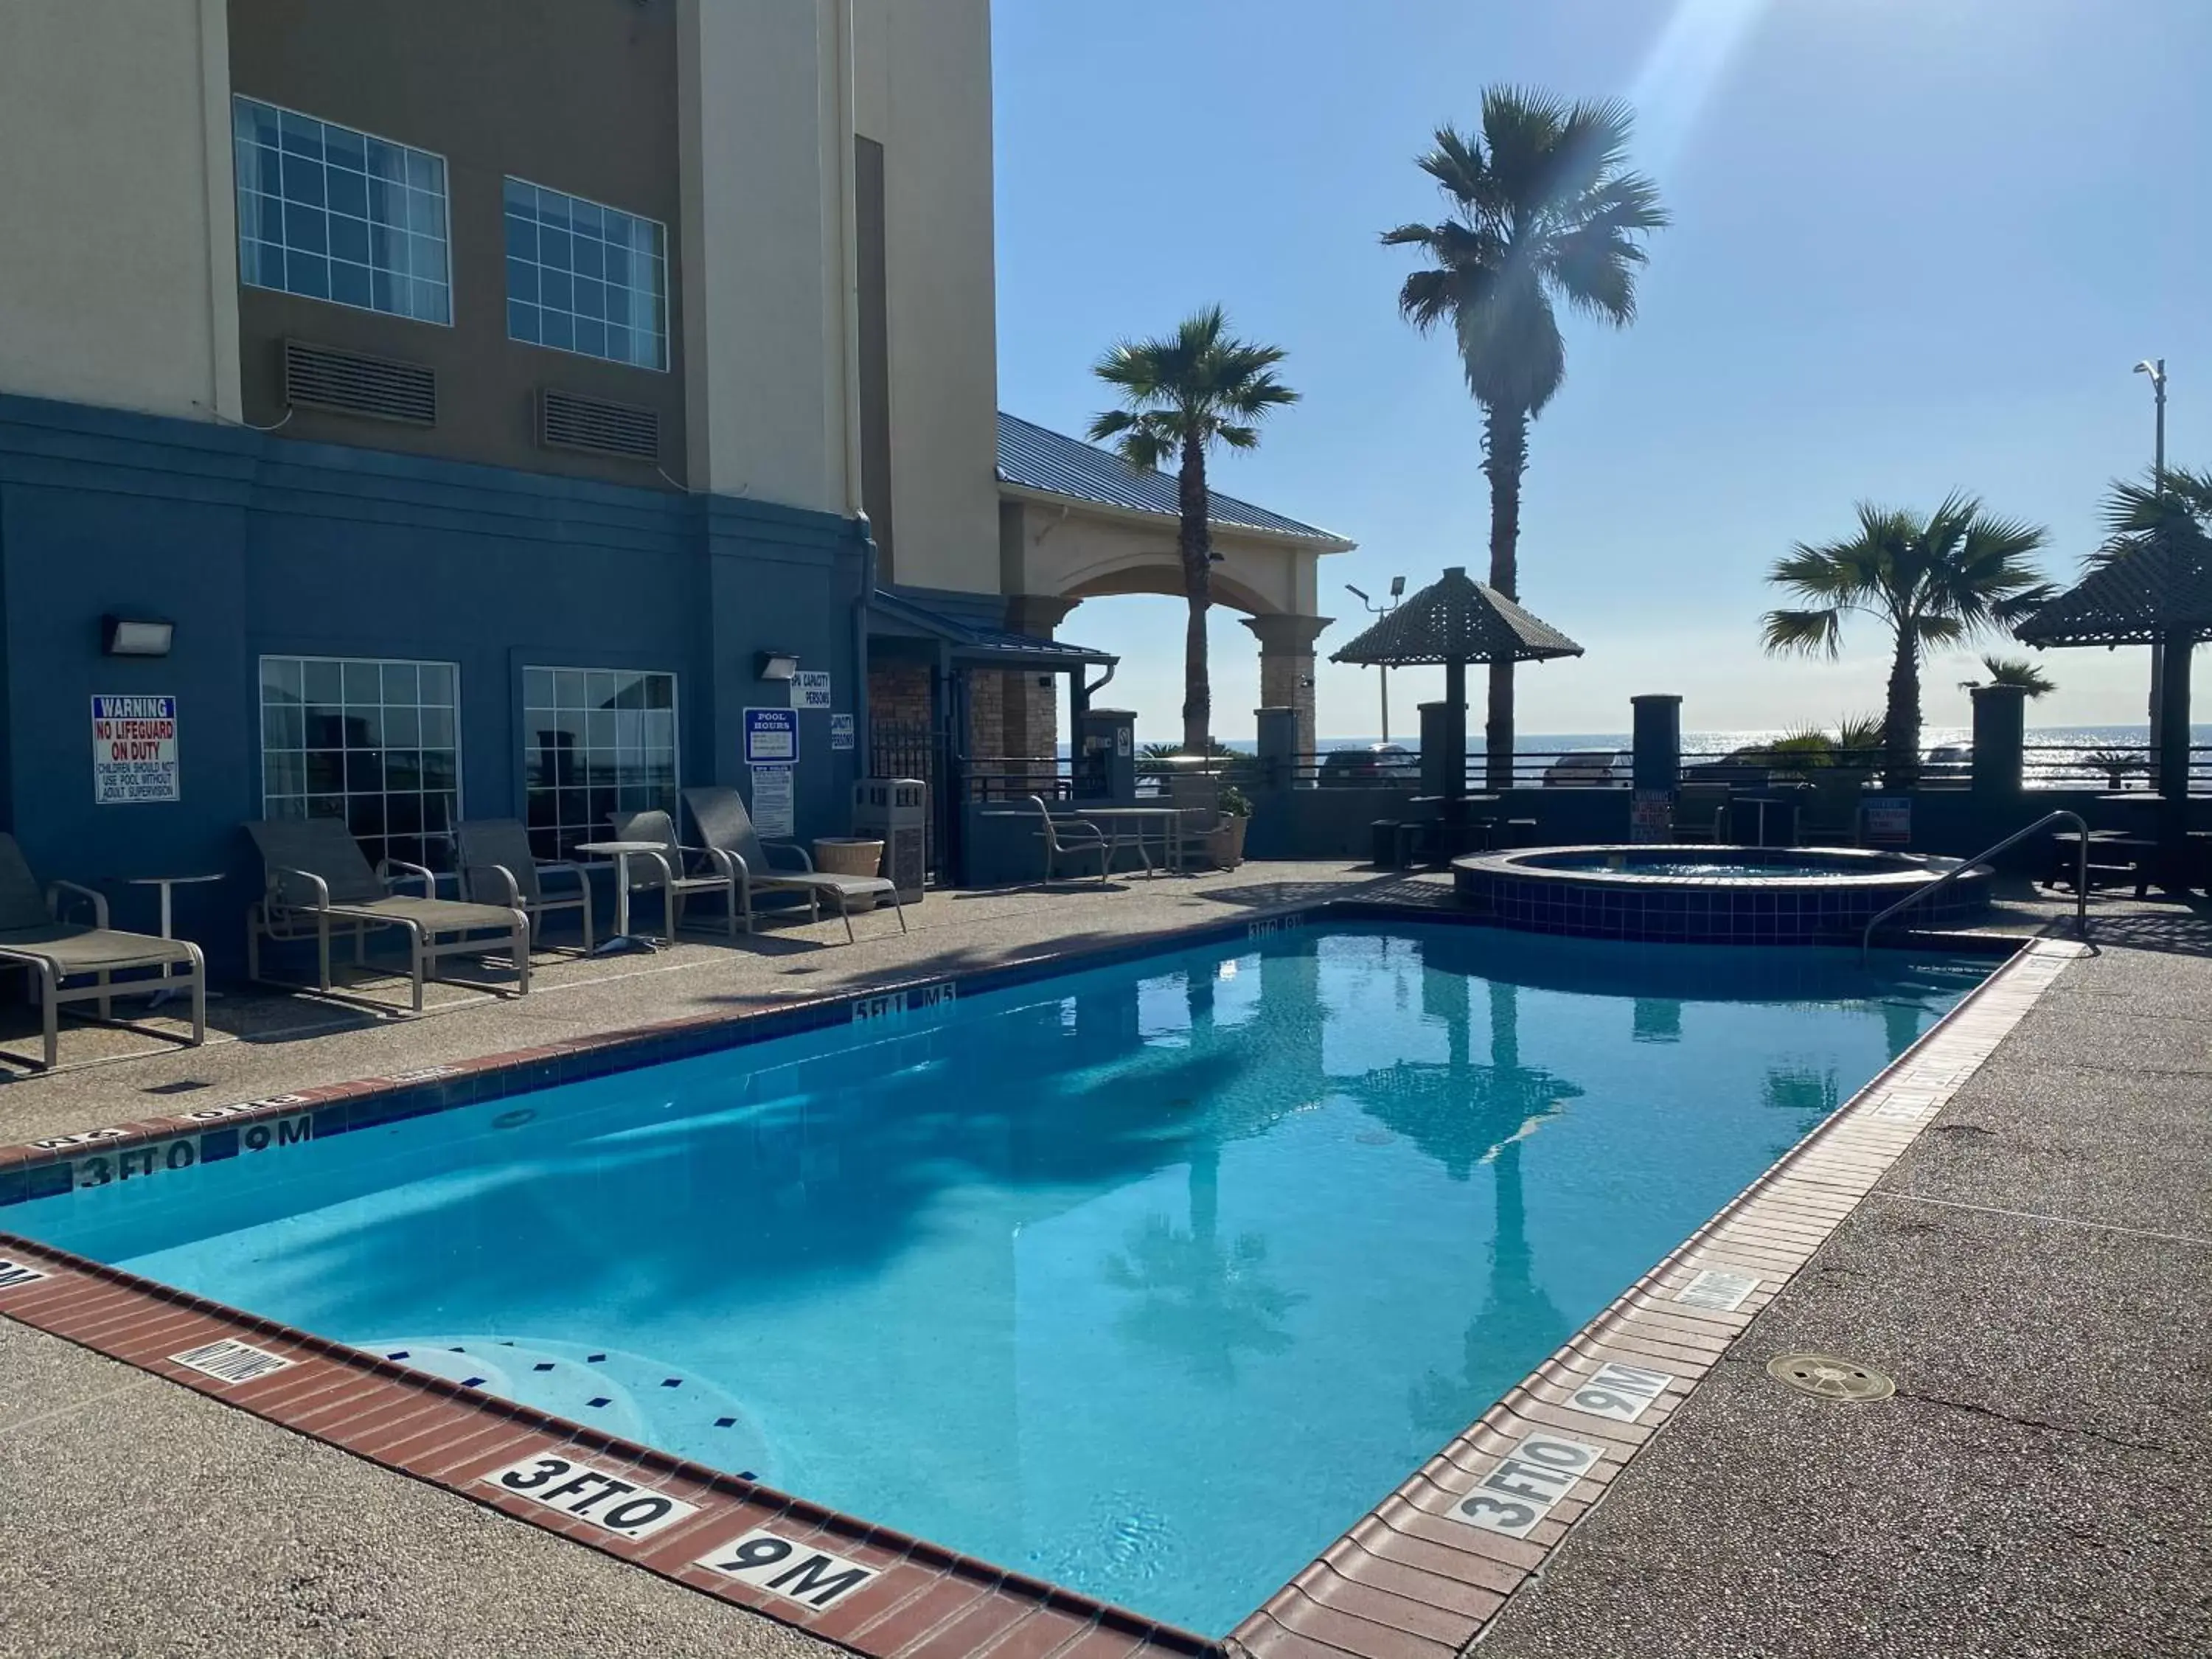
[868,587,1118,673]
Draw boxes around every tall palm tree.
[1382,88,1666,789]
[1088,308,1299,752]
[1761,495,2052,789]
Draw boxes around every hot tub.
[1453,843,1991,944]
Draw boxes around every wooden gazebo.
[2014,527,2212,873]
[1332,566,1582,816]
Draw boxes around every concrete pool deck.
[0,863,2205,1658]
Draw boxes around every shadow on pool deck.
[1471,888,2212,1659]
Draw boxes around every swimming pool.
[4,922,1987,1635]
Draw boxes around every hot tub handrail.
[1860,810,2087,962]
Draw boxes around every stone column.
[1969,684,2026,799]
[1631,695,1683,794]
[1003,595,1080,793]
[1242,613,1332,759]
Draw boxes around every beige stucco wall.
[0,0,240,422]
[1006,497,1329,619]
[675,0,850,515]
[852,0,1001,594]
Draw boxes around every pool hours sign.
[91,695,178,804]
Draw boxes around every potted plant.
[1207,785,1253,869]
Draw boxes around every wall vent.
[281,339,437,425]
[540,388,661,462]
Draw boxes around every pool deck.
[1,863,2206,1658]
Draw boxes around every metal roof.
[997,412,1353,548]
[1331,567,1584,667]
[868,586,1117,671]
[2013,532,2212,648]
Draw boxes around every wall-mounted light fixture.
[102,616,174,658]
[755,650,801,681]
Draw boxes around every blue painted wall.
[0,393,867,975]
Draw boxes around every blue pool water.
[7,924,1985,1633]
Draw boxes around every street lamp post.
[2135,358,2169,757]
[1346,577,1405,742]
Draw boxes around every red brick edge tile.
[0,1234,1217,1659]
[1222,935,2084,1659]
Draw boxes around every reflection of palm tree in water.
[1379,981,1580,1440]
[1102,966,1305,1383]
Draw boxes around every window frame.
[519,665,682,860]
[501,174,670,373]
[257,653,466,873]
[231,94,456,329]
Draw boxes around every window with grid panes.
[232,97,450,324]
[522,667,678,859]
[503,177,667,369]
[260,657,461,871]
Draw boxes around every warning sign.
[91,695,178,805]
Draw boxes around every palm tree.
[1088,308,1300,752]
[1761,495,2052,789]
[1382,88,1667,790]
[2093,465,2212,563]
[1958,654,2056,698]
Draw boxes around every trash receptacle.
[854,778,928,902]
[1371,819,1402,869]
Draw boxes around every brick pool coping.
[0,900,2079,1659]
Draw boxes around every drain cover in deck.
[1767,1352,1896,1402]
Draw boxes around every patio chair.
[1672,783,1732,843]
[681,787,906,944]
[1166,772,1225,870]
[606,808,742,940]
[246,818,530,1012]
[1028,795,1110,883]
[0,834,204,1069]
[1798,773,1867,847]
[456,818,594,953]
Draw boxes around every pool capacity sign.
[91,695,179,804]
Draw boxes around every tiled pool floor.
[2,871,2204,1659]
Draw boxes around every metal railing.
[2023,743,2212,791]
[1860,809,2087,962]
[962,757,1073,801]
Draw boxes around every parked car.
[1924,743,1972,779]
[1319,743,1419,785]
[1541,749,1626,788]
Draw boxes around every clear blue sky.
[992,0,2211,740]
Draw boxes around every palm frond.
[1761,607,1845,658]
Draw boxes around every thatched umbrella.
[2014,527,2212,875]
[1331,566,1582,826]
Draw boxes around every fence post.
[1970,685,2026,799]
[1255,706,1298,792]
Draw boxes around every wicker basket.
[813,838,886,879]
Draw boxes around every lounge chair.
[681,787,906,944]
[456,818,594,953]
[0,835,204,1069]
[605,808,743,941]
[1027,795,1110,883]
[246,818,530,1011]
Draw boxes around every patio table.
[123,872,226,1007]
[1064,806,1184,876]
[571,840,668,955]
